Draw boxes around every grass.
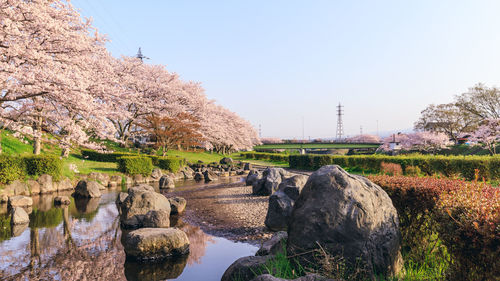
[254,143,380,150]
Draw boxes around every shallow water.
[0,178,257,280]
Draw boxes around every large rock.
[264,191,294,231]
[8,195,33,208]
[246,170,261,186]
[278,175,308,201]
[128,184,155,195]
[252,168,288,196]
[221,255,271,281]
[244,162,252,171]
[120,189,171,229]
[169,197,187,214]
[159,175,175,189]
[194,172,203,181]
[27,180,40,195]
[108,175,122,188]
[287,165,402,279]
[203,170,217,182]
[37,174,56,194]
[123,228,190,260]
[142,210,170,228]
[73,180,102,198]
[181,166,194,179]
[4,180,30,196]
[220,157,234,165]
[88,172,110,187]
[11,207,29,225]
[151,168,163,180]
[256,231,287,256]
[56,178,74,191]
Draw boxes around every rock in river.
[252,168,287,196]
[169,197,187,214]
[11,207,29,225]
[159,175,175,189]
[120,189,171,229]
[123,228,190,260]
[73,180,102,198]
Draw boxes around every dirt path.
[166,178,274,245]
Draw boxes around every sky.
[72,0,500,139]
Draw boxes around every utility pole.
[136,47,150,62]
[336,103,344,141]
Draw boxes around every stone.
[123,228,190,260]
[124,255,188,281]
[5,180,29,196]
[89,172,110,187]
[194,172,203,181]
[221,255,271,281]
[252,168,288,196]
[151,168,163,180]
[183,166,195,179]
[11,223,28,237]
[169,197,187,214]
[120,190,171,229]
[108,175,122,188]
[278,175,308,201]
[73,180,103,198]
[27,180,40,195]
[256,231,288,256]
[54,196,71,205]
[8,195,33,208]
[244,162,252,171]
[159,175,175,189]
[246,170,261,186]
[287,165,402,279]
[220,157,234,165]
[203,170,217,182]
[264,190,294,231]
[142,209,170,228]
[116,192,128,206]
[128,184,155,195]
[37,174,56,194]
[11,207,29,225]
[56,178,73,191]
[133,174,145,184]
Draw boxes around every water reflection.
[0,180,257,280]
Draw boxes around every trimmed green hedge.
[289,154,500,181]
[240,152,289,162]
[81,149,136,162]
[157,157,183,173]
[0,155,25,184]
[117,156,153,176]
[0,155,63,184]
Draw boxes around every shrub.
[24,155,63,180]
[117,156,153,176]
[81,149,136,162]
[240,152,289,162]
[380,162,403,176]
[157,157,182,173]
[0,155,25,184]
[368,174,499,280]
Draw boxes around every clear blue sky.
[73,0,500,139]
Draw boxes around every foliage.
[81,149,136,162]
[455,83,500,120]
[24,155,63,180]
[29,208,63,228]
[380,162,403,176]
[469,118,500,155]
[254,242,305,279]
[240,152,289,162]
[0,155,25,184]
[157,157,183,173]
[117,156,153,176]
[254,143,380,150]
[289,154,500,181]
[368,174,499,280]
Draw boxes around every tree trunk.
[33,115,42,155]
[0,129,3,154]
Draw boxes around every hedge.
[81,149,136,162]
[289,154,500,181]
[240,152,289,162]
[368,174,499,280]
[157,157,183,173]
[0,155,63,184]
[117,156,153,176]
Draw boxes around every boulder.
[142,210,170,228]
[252,168,288,196]
[73,180,102,198]
[221,255,271,281]
[151,168,163,180]
[128,184,155,195]
[264,190,294,231]
[246,170,261,186]
[5,180,29,196]
[203,170,217,182]
[124,255,188,280]
[108,175,122,188]
[89,172,110,187]
[194,172,203,181]
[37,174,56,194]
[120,190,171,229]
[8,195,33,208]
[169,197,187,214]
[27,180,40,195]
[123,228,190,260]
[220,157,234,165]
[54,196,71,205]
[244,162,252,171]
[133,174,145,184]
[159,175,175,189]
[116,192,129,206]
[287,165,402,279]
[278,175,308,201]
[256,231,287,256]
[11,223,28,237]
[56,178,74,191]
[11,207,29,225]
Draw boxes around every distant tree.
[414,103,478,143]
[346,134,381,143]
[260,138,283,144]
[455,83,500,119]
[470,119,500,155]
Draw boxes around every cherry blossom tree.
[346,134,381,143]
[470,119,500,155]
[379,132,450,153]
